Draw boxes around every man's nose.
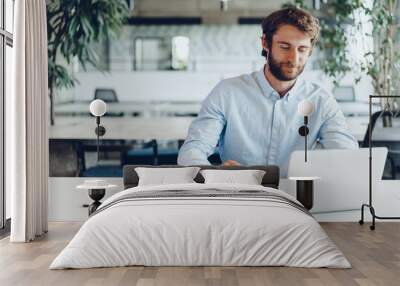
[287,49,299,65]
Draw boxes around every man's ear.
[261,34,268,49]
[261,34,269,57]
[261,48,269,58]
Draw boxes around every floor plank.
[0,222,399,286]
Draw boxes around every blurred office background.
[45,0,399,179]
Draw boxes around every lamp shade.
[297,100,314,117]
[89,99,107,117]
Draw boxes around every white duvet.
[50,183,351,269]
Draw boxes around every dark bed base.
[122,165,280,190]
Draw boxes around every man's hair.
[261,7,320,57]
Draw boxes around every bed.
[50,165,350,269]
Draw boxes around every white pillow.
[200,169,266,185]
[135,167,200,186]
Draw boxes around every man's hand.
[222,160,241,166]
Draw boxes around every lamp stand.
[88,188,105,215]
[305,116,308,162]
[94,116,106,163]
[359,95,400,230]
[298,116,309,162]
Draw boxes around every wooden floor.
[0,222,400,286]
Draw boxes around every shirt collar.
[286,75,304,102]
[256,66,304,102]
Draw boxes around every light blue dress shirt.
[177,68,359,176]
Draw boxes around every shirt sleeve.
[177,83,227,166]
[318,95,359,149]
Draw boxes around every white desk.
[57,101,372,117]
[50,116,194,141]
[346,116,400,142]
[338,102,380,116]
[49,115,400,177]
[49,116,196,174]
[50,115,400,143]
[54,101,202,117]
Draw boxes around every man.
[178,7,358,175]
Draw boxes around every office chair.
[94,88,119,103]
[362,110,400,179]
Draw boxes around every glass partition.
[49,23,264,177]
[47,3,388,180]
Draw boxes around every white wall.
[73,71,223,102]
[70,69,372,103]
[107,25,266,72]
[59,23,372,103]
[48,178,124,221]
[49,177,400,222]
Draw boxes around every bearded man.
[178,7,358,175]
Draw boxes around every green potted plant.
[47,0,128,125]
[359,0,399,126]
[292,0,400,126]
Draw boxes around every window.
[0,0,14,232]
[134,37,171,70]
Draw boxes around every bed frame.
[123,165,280,189]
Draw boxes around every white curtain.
[8,0,49,242]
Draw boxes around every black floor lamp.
[359,95,400,230]
[89,99,107,163]
[297,100,315,162]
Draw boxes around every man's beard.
[268,52,305,81]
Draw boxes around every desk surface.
[49,116,194,141]
[55,101,376,117]
[346,116,400,142]
[338,102,380,116]
[55,101,202,116]
[49,116,400,142]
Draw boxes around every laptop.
[287,148,388,213]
